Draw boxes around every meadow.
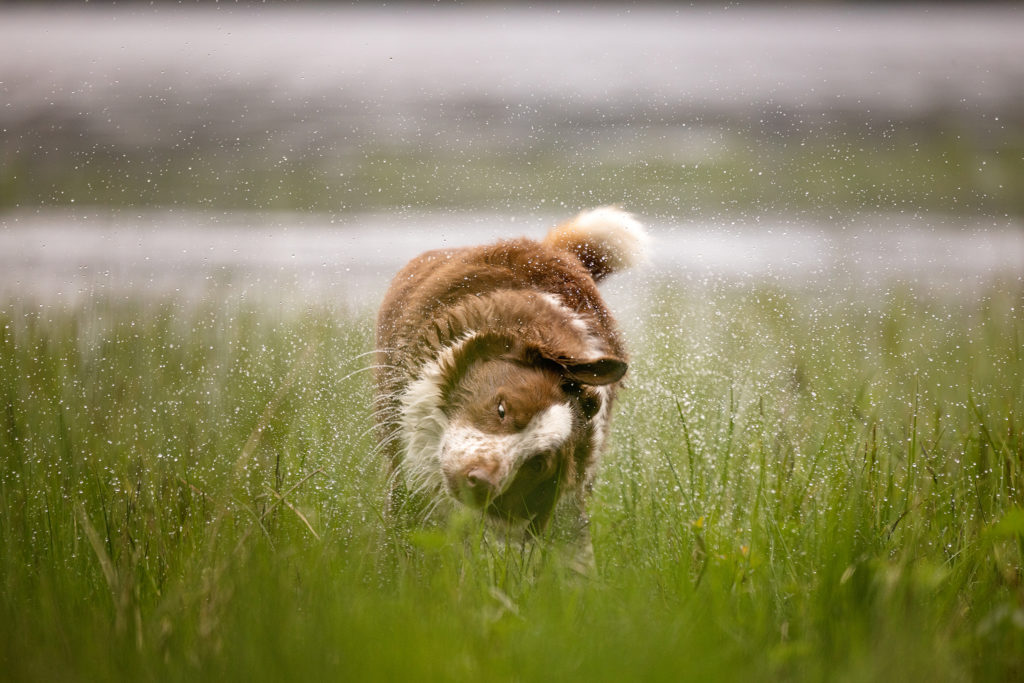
[2,275,1022,682]
[3,4,1023,680]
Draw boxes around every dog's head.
[435,334,626,533]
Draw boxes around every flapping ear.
[558,356,628,386]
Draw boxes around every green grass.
[2,279,1023,682]
[3,123,1023,219]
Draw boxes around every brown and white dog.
[375,207,647,540]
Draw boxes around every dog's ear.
[557,356,627,386]
[525,334,627,386]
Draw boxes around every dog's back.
[376,207,647,532]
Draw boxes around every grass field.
[1,276,1022,682]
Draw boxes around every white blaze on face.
[439,402,573,496]
[398,336,471,497]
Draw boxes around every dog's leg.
[546,492,596,576]
[566,508,596,577]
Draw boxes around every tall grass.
[1,279,1022,681]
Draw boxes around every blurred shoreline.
[2,4,1022,216]
[3,208,1021,310]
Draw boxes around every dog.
[375,207,647,542]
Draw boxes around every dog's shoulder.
[376,229,633,384]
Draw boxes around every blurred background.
[1,1,1022,308]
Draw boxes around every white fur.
[439,402,574,495]
[567,206,650,270]
[397,336,472,496]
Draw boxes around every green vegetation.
[2,123,1022,219]
[2,279,1022,681]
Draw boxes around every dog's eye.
[497,401,506,420]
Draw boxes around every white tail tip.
[543,206,649,281]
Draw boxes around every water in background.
[1,4,1022,308]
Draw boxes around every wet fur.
[375,208,644,541]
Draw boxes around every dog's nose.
[465,467,500,494]
[451,465,502,507]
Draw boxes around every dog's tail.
[543,206,649,282]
